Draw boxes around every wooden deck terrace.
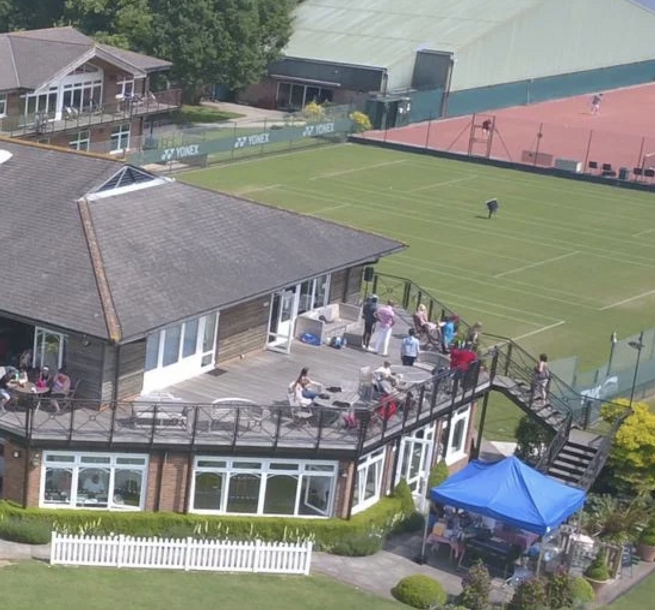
[0,314,494,457]
[0,90,182,138]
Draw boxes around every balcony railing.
[1,363,493,454]
[0,89,182,137]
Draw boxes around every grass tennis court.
[181,144,655,439]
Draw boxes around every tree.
[0,0,65,32]
[601,399,655,492]
[514,415,554,466]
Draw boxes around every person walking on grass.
[486,198,499,219]
[400,328,420,366]
[590,93,603,116]
[372,300,396,357]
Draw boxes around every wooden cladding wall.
[217,295,270,364]
[66,334,105,400]
[101,340,147,401]
[329,265,364,305]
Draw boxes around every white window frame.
[297,274,331,315]
[143,312,219,394]
[351,447,386,515]
[0,93,6,117]
[190,457,338,518]
[40,451,149,511]
[117,78,135,98]
[445,406,472,466]
[32,326,67,371]
[69,130,90,152]
[110,123,131,154]
[396,422,436,496]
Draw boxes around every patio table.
[11,382,49,411]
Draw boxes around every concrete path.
[0,539,49,561]
[200,101,288,128]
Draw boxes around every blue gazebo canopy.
[430,456,586,535]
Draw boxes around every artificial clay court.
[368,83,655,174]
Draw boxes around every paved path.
[0,539,49,561]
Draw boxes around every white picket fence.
[50,532,313,575]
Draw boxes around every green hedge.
[0,484,414,550]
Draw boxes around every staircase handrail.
[578,408,631,491]
[537,413,573,472]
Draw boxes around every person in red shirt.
[449,347,479,393]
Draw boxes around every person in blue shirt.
[441,315,459,353]
[400,328,421,366]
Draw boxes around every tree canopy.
[0,0,295,99]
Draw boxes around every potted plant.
[584,553,611,594]
[638,520,655,562]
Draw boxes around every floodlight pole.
[607,331,617,376]
[628,331,645,407]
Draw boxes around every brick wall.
[155,451,190,513]
[238,77,279,109]
[335,459,355,518]
[1,438,40,507]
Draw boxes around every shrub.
[349,111,372,133]
[330,533,383,556]
[392,574,447,609]
[457,562,491,610]
[584,554,610,581]
[0,490,412,551]
[570,576,595,607]
[507,576,549,610]
[428,460,450,495]
[395,479,417,516]
[0,517,52,545]
[394,511,425,534]
[303,101,325,121]
[640,516,655,546]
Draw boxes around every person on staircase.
[532,353,550,403]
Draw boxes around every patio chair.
[211,398,264,431]
[287,383,313,427]
[209,398,243,431]
[56,378,84,411]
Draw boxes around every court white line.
[310,203,350,215]
[309,159,405,181]
[493,251,580,278]
[236,184,281,195]
[632,227,655,238]
[408,175,477,192]
[513,321,566,341]
[599,289,655,311]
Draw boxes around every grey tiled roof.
[0,141,121,337]
[89,182,405,340]
[0,27,171,91]
[0,141,405,341]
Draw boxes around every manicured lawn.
[180,143,655,440]
[172,104,244,124]
[0,563,401,610]
[605,572,655,609]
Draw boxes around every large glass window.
[110,124,131,153]
[276,82,334,110]
[297,274,331,314]
[69,130,90,152]
[396,423,436,495]
[0,93,6,117]
[191,458,337,518]
[41,452,148,511]
[444,406,471,465]
[162,324,182,366]
[352,448,386,514]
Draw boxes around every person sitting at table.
[293,367,322,400]
[373,361,398,395]
[0,369,13,411]
[35,366,51,390]
[16,367,28,386]
[50,368,72,413]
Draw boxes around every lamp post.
[607,331,618,375]
[628,331,645,407]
